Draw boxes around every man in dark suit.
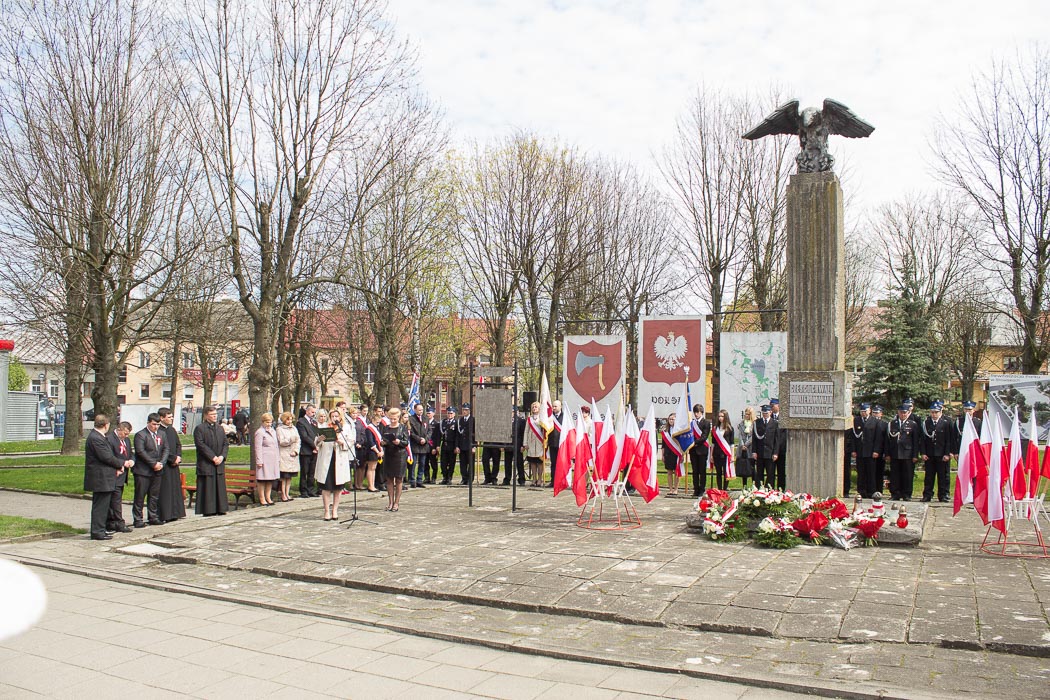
[887,404,921,501]
[456,403,475,484]
[687,404,711,497]
[871,405,889,495]
[481,443,501,485]
[132,412,169,527]
[296,404,320,497]
[502,409,526,485]
[423,407,439,484]
[84,415,130,540]
[547,400,563,487]
[851,403,885,498]
[233,407,249,445]
[408,403,429,488]
[194,405,230,515]
[952,400,982,457]
[751,405,779,487]
[439,407,457,484]
[769,398,788,491]
[921,402,953,503]
[106,421,134,533]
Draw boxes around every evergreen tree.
[861,263,944,409]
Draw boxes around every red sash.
[527,416,545,443]
[662,430,683,457]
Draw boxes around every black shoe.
[518,479,526,485]
[116,525,133,533]
[939,498,950,503]
[901,496,911,502]
[921,497,932,502]
[416,483,425,488]
[91,534,113,540]
[133,521,147,528]
[148,519,163,526]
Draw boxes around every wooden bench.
[182,468,256,510]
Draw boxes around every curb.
[4,552,931,700]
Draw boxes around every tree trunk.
[60,351,84,455]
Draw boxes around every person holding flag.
[662,413,685,495]
[711,409,736,490]
[687,404,711,498]
[524,401,549,487]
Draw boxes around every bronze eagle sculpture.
[742,99,874,173]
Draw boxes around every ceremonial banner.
[720,332,787,423]
[637,316,705,414]
[563,335,625,413]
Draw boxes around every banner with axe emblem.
[563,335,625,412]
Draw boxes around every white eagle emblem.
[654,332,687,371]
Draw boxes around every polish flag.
[552,406,577,498]
[987,414,1007,533]
[1008,408,1026,501]
[973,415,992,523]
[627,404,659,503]
[953,414,980,516]
[1027,410,1042,499]
[590,399,605,447]
[573,411,593,506]
[539,371,554,432]
[608,408,635,485]
[594,405,618,486]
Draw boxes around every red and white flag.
[1026,409,1041,499]
[608,407,634,484]
[627,404,659,502]
[594,405,618,485]
[987,413,1006,533]
[953,414,980,516]
[573,410,593,506]
[1008,408,1026,501]
[553,406,577,498]
[590,398,604,447]
[539,371,554,432]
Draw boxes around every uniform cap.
[760,404,771,413]
[859,403,871,410]
[962,400,976,409]
[769,398,780,405]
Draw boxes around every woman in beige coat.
[315,409,352,521]
[523,401,548,487]
[253,413,280,506]
[276,412,299,502]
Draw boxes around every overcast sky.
[386,0,1047,214]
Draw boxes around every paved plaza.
[1,486,1049,698]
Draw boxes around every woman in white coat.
[315,409,352,521]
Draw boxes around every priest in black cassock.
[158,407,187,522]
[194,405,229,515]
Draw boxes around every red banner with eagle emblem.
[637,316,705,414]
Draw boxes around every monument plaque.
[788,381,835,418]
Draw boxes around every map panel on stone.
[719,332,787,422]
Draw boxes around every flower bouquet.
[701,500,748,542]
[791,510,829,544]
[735,486,803,521]
[753,516,801,548]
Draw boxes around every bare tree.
[0,0,194,420]
[182,0,413,429]
[662,90,747,334]
[843,230,879,366]
[869,192,979,318]
[938,289,994,402]
[932,46,1050,373]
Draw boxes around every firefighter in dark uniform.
[887,403,921,501]
[920,401,953,502]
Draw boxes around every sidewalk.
[2,487,1049,698]
[3,566,809,700]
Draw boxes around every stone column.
[778,171,850,497]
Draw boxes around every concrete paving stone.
[715,606,781,635]
[182,620,254,642]
[533,683,621,700]
[313,645,386,671]
[663,676,752,700]
[404,663,495,692]
[375,654,440,681]
[194,673,287,699]
[623,581,684,603]
[333,670,416,699]
[743,578,805,596]
[784,597,849,615]
[659,602,724,627]
[329,627,405,650]
[908,617,979,645]
[0,653,93,693]
[63,616,142,642]
[268,635,341,660]
[730,592,796,613]
[219,627,293,652]
[470,673,557,700]
[59,674,184,699]
[0,683,44,699]
[838,613,908,642]
[597,666,681,696]
[180,641,268,671]
[775,613,843,639]
[269,662,355,693]
[286,620,361,644]
[377,634,455,657]
[675,585,739,605]
[424,643,509,670]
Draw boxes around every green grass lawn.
[0,446,249,468]
[0,514,84,538]
[0,438,64,454]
